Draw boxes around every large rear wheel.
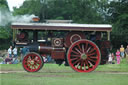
[22,52,44,72]
[67,39,101,73]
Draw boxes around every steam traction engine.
[11,20,112,73]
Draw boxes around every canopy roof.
[11,22,112,32]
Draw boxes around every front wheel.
[67,39,101,73]
[22,52,44,72]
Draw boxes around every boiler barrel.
[27,43,65,54]
[39,46,53,53]
[38,46,65,53]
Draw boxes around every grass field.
[0,59,128,85]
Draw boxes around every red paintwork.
[52,38,64,47]
[51,51,65,59]
[65,32,86,47]
[67,39,101,72]
[22,52,43,72]
[11,22,112,72]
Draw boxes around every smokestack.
[32,16,40,22]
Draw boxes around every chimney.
[32,16,40,22]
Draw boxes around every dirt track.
[1,70,128,74]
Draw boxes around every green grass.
[0,59,128,85]
[1,72,128,85]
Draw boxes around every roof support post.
[107,31,110,41]
[33,30,38,42]
[13,29,16,41]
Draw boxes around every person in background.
[125,45,128,63]
[108,53,112,64]
[111,53,115,64]
[6,46,13,64]
[116,49,121,64]
[13,47,18,58]
[20,47,29,61]
[5,55,12,64]
[120,45,125,58]
[12,47,18,64]
[8,46,12,58]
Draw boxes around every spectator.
[116,49,121,64]
[22,47,29,56]
[13,47,18,58]
[111,53,115,64]
[125,45,128,63]
[108,53,112,64]
[12,47,19,64]
[5,54,12,64]
[20,47,29,61]
[120,45,125,58]
[7,46,12,58]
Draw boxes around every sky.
[7,0,25,11]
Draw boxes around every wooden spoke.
[84,63,86,71]
[82,44,85,53]
[88,48,96,54]
[87,52,96,56]
[71,57,79,61]
[71,54,81,57]
[75,48,82,55]
[71,50,80,55]
[87,57,96,63]
[75,62,80,68]
[77,44,82,52]
[72,59,81,65]
[86,47,91,53]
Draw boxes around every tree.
[108,0,128,48]
[0,0,11,39]
[13,0,105,24]
[0,0,12,49]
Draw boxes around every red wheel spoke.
[75,48,82,55]
[86,47,91,53]
[34,63,39,67]
[77,44,82,53]
[33,65,37,69]
[71,50,80,55]
[87,57,96,63]
[72,59,81,65]
[82,44,85,53]
[85,42,88,51]
[85,60,90,69]
[88,61,94,67]
[71,57,79,61]
[75,62,80,68]
[71,54,81,57]
[88,52,96,56]
[88,48,96,54]
[89,56,98,59]
[80,61,84,70]
[35,61,41,64]
[31,55,34,59]
[84,63,86,71]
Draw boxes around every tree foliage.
[107,0,128,47]
[12,0,128,48]
[0,0,128,49]
[0,0,11,39]
[13,0,106,24]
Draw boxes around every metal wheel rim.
[67,39,101,73]
[22,52,43,72]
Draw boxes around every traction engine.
[12,21,112,73]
